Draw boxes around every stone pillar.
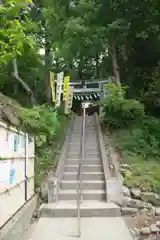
[107,176,124,205]
[48,178,58,203]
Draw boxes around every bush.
[111,129,160,193]
[103,84,160,192]
[119,127,160,159]
[18,105,60,137]
[102,84,145,128]
[141,116,160,146]
[18,105,69,187]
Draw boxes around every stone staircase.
[31,115,133,240]
[39,115,120,218]
[59,115,105,202]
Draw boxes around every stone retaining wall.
[0,195,38,240]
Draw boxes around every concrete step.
[69,140,81,143]
[68,145,81,149]
[86,131,97,133]
[67,153,101,158]
[68,144,81,147]
[85,144,99,147]
[68,145,100,155]
[84,151,100,155]
[68,150,81,154]
[71,130,81,131]
[85,133,97,136]
[85,141,98,143]
[59,190,106,201]
[85,145,99,148]
[69,137,81,139]
[64,165,103,172]
[85,135,97,137]
[67,154,80,159]
[86,128,96,130]
[84,156,102,160]
[69,139,97,143]
[86,134,97,136]
[30,216,133,240]
[30,217,134,240]
[63,172,104,181]
[38,201,121,218]
[60,180,105,190]
[66,159,102,165]
[70,134,83,136]
[68,145,99,150]
[85,154,101,158]
[68,149,100,154]
[85,136,97,138]
[85,147,99,150]
[85,129,97,132]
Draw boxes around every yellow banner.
[63,76,70,101]
[50,71,56,102]
[64,86,73,114]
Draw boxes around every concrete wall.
[0,195,38,240]
[0,121,35,228]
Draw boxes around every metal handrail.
[77,105,85,237]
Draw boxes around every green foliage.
[19,105,68,186]
[102,84,145,128]
[123,158,160,193]
[18,105,59,136]
[104,84,160,192]
[0,0,35,64]
[35,110,68,187]
[35,146,54,187]
[14,104,69,187]
[1,0,160,102]
[106,88,160,158]
[150,62,160,97]
[111,129,160,193]
[119,127,160,159]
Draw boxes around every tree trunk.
[121,45,136,98]
[95,52,100,78]
[12,59,36,105]
[45,34,52,104]
[111,39,121,85]
[78,59,84,87]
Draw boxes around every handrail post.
[81,104,85,201]
[77,103,86,238]
[77,180,81,237]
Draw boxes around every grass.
[109,128,160,193]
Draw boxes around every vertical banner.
[63,76,70,101]
[56,72,64,107]
[64,86,74,114]
[50,71,55,102]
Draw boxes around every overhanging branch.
[12,59,36,105]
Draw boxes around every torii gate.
[68,78,111,115]
[69,79,109,102]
